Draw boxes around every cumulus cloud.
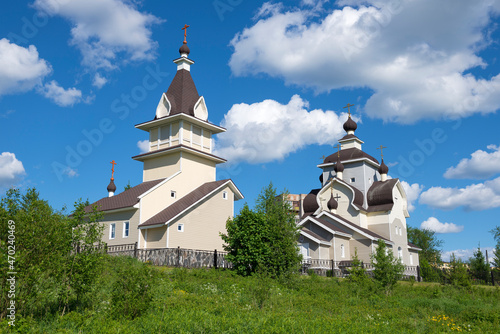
[442,247,495,263]
[419,176,500,211]
[0,152,26,188]
[444,144,500,179]
[0,38,51,96]
[34,0,162,70]
[214,95,346,164]
[229,1,500,123]
[39,80,83,107]
[420,217,463,234]
[400,181,423,212]
[137,140,149,153]
[92,73,108,88]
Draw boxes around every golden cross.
[182,24,190,44]
[333,193,341,201]
[333,144,341,157]
[319,155,326,161]
[376,145,387,159]
[110,160,117,180]
[343,103,355,117]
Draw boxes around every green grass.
[2,256,499,333]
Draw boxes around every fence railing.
[106,243,230,269]
[301,258,420,280]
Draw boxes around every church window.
[300,243,310,259]
[350,177,355,183]
[341,244,345,258]
[222,191,228,200]
[398,247,403,260]
[109,223,116,240]
[399,227,402,235]
[159,125,170,143]
[123,222,129,238]
[177,223,184,232]
[171,191,176,198]
[410,253,413,265]
[395,226,398,235]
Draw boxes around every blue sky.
[1,0,500,262]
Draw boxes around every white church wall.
[168,185,233,251]
[143,154,181,182]
[101,209,139,246]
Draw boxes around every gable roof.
[85,178,165,213]
[162,69,200,118]
[139,179,242,228]
[319,211,391,243]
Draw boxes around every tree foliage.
[0,188,105,318]
[491,226,500,268]
[468,245,490,284]
[221,183,301,278]
[407,226,443,282]
[371,239,404,295]
[445,253,471,288]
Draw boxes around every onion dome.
[179,43,190,56]
[107,179,116,193]
[334,156,344,173]
[327,194,338,210]
[343,116,357,133]
[319,174,324,184]
[303,192,319,213]
[378,158,389,175]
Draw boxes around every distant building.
[292,112,420,267]
[86,34,243,251]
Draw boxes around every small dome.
[378,158,389,175]
[327,194,338,210]
[334,157,344,173]
[343,117,357,132]
[107,179,116,192]
[179,43,190,55]
[303,192,319,213]
[319,174,324,184]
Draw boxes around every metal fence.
[301,258,419,280]
[106,243,230,269]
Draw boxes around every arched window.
[341,244,345,258]
[399,227,402,236]
[398,247,403,260]
[410,253,413,265]
[395,226,398,235]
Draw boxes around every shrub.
[371,239,404,295]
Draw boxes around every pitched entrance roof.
[139,179,243,228]
[85,178,165,213]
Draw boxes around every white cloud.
[420,217,463,234]
[39,80,83,107]
[213,95,346,164]
[137,140,149,153]
[0,38,51,96]
[444,144,500,179]
[419,176,500,211]
[92,73,108,88]
[442,247,495,263]
[400,181,423,212]
[34,0,162,70]
[229,1,500,123]
[63,167,79,178]
[0,152,26,188]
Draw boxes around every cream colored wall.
[388,185,411,265]
[349,237,373,263]
[167,185,234,251]
[367,212,390,240]
[145,225,168,249]
[171,122,180,146]
[143,154,180,182]
[181,151,216,185]
[101,209,139,246]
[332,235,351,262]
[203,130,211,153]
[323,182,361,226]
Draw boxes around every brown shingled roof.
[162,69,200,118]
[311,216,351,235]
[324,147,379,165]
[85,178,165,213]
[366,179,398,212]
[140,179,234,227]
[323,212,390,242]
[301,227,329,242]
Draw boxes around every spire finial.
[110,160,117,181]
[376,145,387,159]
[333,143,341,158]
[182,24,190,44]
[343,103,355,117]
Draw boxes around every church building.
[86,31,243,251]
[296,107,420,268]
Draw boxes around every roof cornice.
[135,113,226,133]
